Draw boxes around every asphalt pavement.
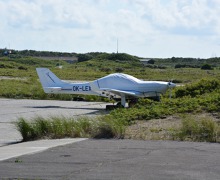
[0,139,220,180]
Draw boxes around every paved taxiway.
[1,139,220,180]
[0,98,109,146]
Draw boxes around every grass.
[16,116,126,141]
[16,113,220,143]
[173,115,220,142]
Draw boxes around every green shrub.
[201,64,213,70]
[16,115,126,141]
[18,66,28,70]
[77,54,93,62]
[16,118,37,141]
[115,67,124,72]
[175,79,220,98]
[107,53,139,62]
[174,115,220,142]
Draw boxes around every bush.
[175,64,199,68]
[0,64,5,68]
[77,54,93,62]
[174,115,220,142]
[18,66,28,70]
[115,67,124,72]
[106,53,139,62]
[175,79,220,98]
[16,118,37,141]
[201,64,213,70]
[147,59,155,64]
[100,67,112,73]
[15,116,126,141]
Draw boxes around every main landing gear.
[105,98,138,110]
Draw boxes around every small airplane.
[36,68,176,108]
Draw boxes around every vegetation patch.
[16,116,125,141]
[126,114,220,142]
[175,78,220,98]
[2,51,220,143]
[173,115,220,142]
[125,116,182,140]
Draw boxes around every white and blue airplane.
[36,68,176,108]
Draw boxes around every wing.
[100,88,142,97]
[89,81,142,98]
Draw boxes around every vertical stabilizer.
[36,68,63,87]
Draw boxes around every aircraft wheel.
[116,102,124,108]
[116,102,121,106]
[106,104,124,110]
[106,105,112,111]
[106,105,118,110]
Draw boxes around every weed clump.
[15,116,125,141]
[173,115,220,142]
[16,118,37,141]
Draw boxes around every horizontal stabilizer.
[44,87,62,93]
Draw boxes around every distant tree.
[171,57,176,62]
[201,64,213,70]
[77,54,93,62]
[107,53,139,62]
[175,64,183,68]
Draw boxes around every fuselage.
[49,74,175,99]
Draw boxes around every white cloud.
[133,0,217,33]
[0,0,220,57]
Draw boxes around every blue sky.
[1,0,220,58]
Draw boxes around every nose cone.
[168,82,176,88]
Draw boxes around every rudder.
[36,68,64,88]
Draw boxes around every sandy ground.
[125,113,220,141]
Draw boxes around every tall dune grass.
[172,115,220,142]
[16,116,125,141]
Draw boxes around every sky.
[1,0,220,58]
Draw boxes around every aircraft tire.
[106,104,124,110]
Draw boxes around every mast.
[117,38,118,54]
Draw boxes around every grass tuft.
[15,115,126,141]
[16,118,37,141]
[173,115,220,142]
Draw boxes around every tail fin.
[36,68,64,93]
